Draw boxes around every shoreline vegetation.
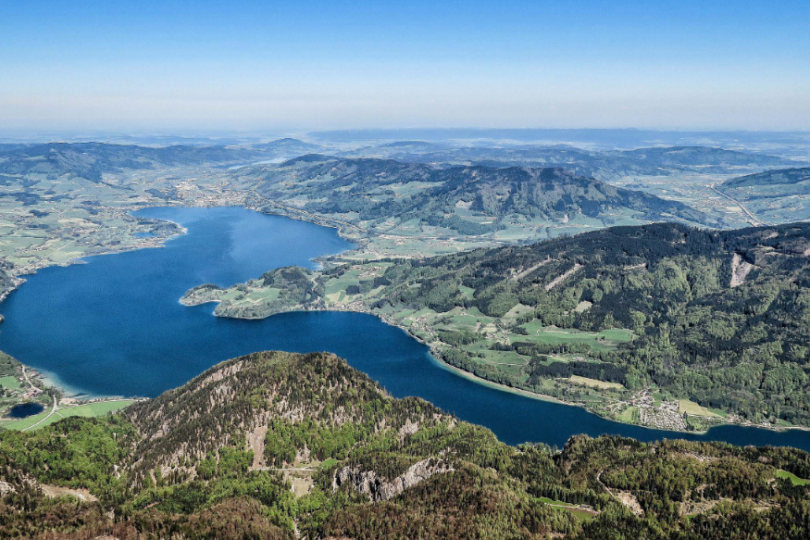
[2,350,808,538]
[179,212,810,435]
[0,350,143,431]
[178,288,733,437]
[1,201,808,437]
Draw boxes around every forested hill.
[242,156,715,230]
[714,167,810,224]
[721,167,810,189]
[1,350,809,539]
[367,221,810,424]
[190,221,810,428]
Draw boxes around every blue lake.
[1,206,809,450]
[7,402,45,419]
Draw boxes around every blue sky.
[1,0,808,133]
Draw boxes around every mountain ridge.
[0,350,808,539]
[242,156,716,235]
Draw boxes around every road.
[22,395,57,432]
[20,365,35,391]
[709,184,769,226]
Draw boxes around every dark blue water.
[7,402,45,418]
[0,206,809,451]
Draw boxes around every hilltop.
[0,350,808,539]
[722,167,810,190]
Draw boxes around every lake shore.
[2,204,806,446]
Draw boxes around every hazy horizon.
[2,1,809,133]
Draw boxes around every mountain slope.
[190,221,810,428]
[722,167,810,190]
[240,157,715,241]
[0,351,808,539]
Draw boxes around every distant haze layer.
[1,1,809,132]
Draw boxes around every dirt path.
[544,502,599,516]
[512,257,551,281]
[596,469,644,516]
[20,365,35,391]
[545,263,582,291]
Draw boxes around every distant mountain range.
[0,142,255,182]
[0,139,799,186]
[310,127,810,155]
[241,157,716,237]
[0,139,327,182]
[341,143,801,181]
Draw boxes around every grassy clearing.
[1,409,51,431]
[776,470,810,486]
[678,399,721,418]
[597,328,634,342]
[517,321,631,351]
[458,285,475,300]
[617,406,640,423]
[709,407,729,418]
[2,400,135,431]
[321,458,338,469]
[574,300,592,313]
[566,375,624,391]
[502,303,534,322]
[537,497,576,507]
[324,272,361,297]
[537,497,596,523]
[0,376,21,390]
[228,287,281,306]
[565,507,597,523]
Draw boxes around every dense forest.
[351,222,810,425]
[0,351,808,539]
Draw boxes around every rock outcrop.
[334,458,454,502]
